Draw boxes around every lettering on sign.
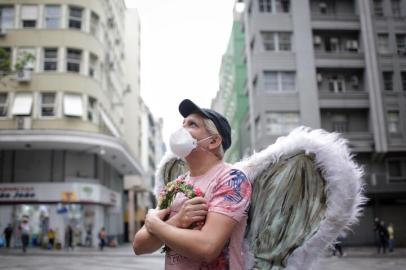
[0,187,36,200]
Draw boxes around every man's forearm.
[133,216,181,255]
[150,219,219,262]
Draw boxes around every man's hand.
[145,208,170,234]
[171,197,208,229]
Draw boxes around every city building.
[214,1,249,163]
[0,0,144,247]
[242,0,406,245]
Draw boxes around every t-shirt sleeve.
[208,169,252,222]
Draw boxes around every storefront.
[0,182,122,248]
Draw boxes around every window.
[259,0,272,12]
[396,34,406,55]
[44,5,60,29]
[377,34,390,54]
[66,49,81,73]
[0,47,11,72]
[43,48,58,71]
[17,48,36,70]
[0,92,8,117]
[64,94,83,117]
[11,92,33,116]
[261,32,292,51]
[259,0,289,13]
[87,96,98,123]
[68,6,83,30]
[328,75,346,93]
[262,32,276,51]
[387,111,399,133]
[89,53,98,78]
[264,71,295,92]
[276,0,290,13]
[401,72,406,91]
[0,6,14,30]
[387,159,406,182]
[40,93,56,117]
[279,32,292,51]
[90,12,99,37]
[21,5,38,28]
[332,114,348,133]
[383,72,393,91]
[391,0,402,17]
[265,112,299,135]
[373,0,384,16]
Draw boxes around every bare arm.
[145,211,237,262]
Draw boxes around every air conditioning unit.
[16,116,32,129]
[105,52,115,70]
[16,69,32,83]
[314,36,322,45]
[316,73,323,83]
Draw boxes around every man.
[133,99,252,270]
[3,223,13,248]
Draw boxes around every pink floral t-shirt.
[165,162,252,270]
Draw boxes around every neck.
[185,151,221,177]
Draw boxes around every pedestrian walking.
[98,227,107,251]
[19,217,30,253]
[47,228,55,249]
[3,223,13,248]
[377,220,389,254]
[85,227,92,247]
[333,231,347,257]
[65,225,74,250]
[387,223,395,252]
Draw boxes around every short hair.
[202,118,224,159]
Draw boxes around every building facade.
[214,2,249,163]
[242,0,406,245]
[0,0,143,248]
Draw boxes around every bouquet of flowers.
[157,177,204,253]
[158,177,203,210]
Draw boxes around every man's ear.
[209,135,222,149]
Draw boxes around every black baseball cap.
[178,99,231,151]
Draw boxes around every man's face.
[182,113,211,142]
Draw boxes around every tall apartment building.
[242,0,406,245]
[0,0,144,247]
[124,96,165,241]
[215,3,249,163]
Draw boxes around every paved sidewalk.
[1,245,406,270]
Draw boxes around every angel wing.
[154,152,188,198]
[234,126,366,270]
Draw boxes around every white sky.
[124,0,235,146]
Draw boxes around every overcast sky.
[124,0,236,146]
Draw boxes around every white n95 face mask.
[169,127,212,158]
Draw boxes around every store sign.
[0,186,36,201]
[61,192,77,202]
[0,183,120,207]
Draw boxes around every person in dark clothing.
[98,227,107,251]
[3,224,13,248]
[377,220,389,254]
[66,225,74,250]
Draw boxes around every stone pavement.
[0,245,405,270]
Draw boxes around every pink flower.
[194,187,203,197]
[176,178,184,183]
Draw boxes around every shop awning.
[11,93,33,116]
[63,94,83,117]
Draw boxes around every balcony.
[310,0,359,29]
